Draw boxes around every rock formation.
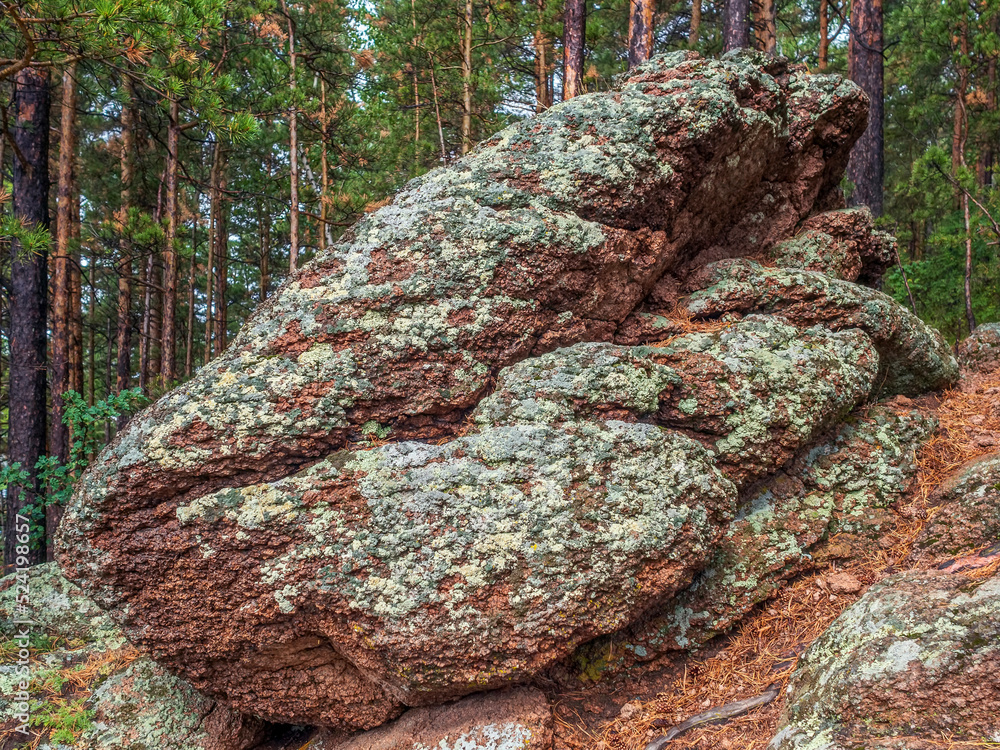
[57,49,960,736]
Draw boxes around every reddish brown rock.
[311,689,553,750]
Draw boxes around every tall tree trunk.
[563,0,586,99]
[259,199,270,303]
[846,0,884,216]
[319,80,331,250]
[88,257,96,406]
[185,193,198,378]
[722,0,750,51]
[213,147,229,354]
[689,0,701,46]
[754,0,776,55]
[139,251,153,394]
[116,79,135,420]
[69,191,82,398]
[5,67,50,568]
[534,0,551,112]
[51,62,76,475]
[284,1,300,273]
[428,61,447,159]
[952,18,976,335]
[205,148,216,365]
[627,0,655,68]
[160,98,180,386]
[104,317,113,443]
[818,0,830,71]
[461,0,474,153]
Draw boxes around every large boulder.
[770,569,1000,749]
[57,51,951,733]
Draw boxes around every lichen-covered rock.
[477,316,880,487]
[79,660,265,750]
[567,405,933,676]
[769,570,1000,749]
[910,452,1000,563]
[683,259,959,396]
[765,207,894,282]
[57,52,877,731]
[957,321,1000,374]
[310,688,553,750]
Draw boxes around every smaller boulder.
[311,688,553,750]
[770,569,1000,749]
[958,321,1000,374]
[910,451,1000,564]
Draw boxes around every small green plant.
[1,388,150,549]
[30,697,94,743]
[361,419,392,440]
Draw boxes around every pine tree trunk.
[754,0,776,55]
[214,149,229,354]
[284,1,300,273]
[69,190,82,399]
[205,150,216,365]
[978,25,996,187]
[818,0,830,71]
[5,67,50,568]
[51,62,76,474]
[185,194,198,379]
[88,258,96,407]
[689,0,701,46]
[534,0,550,112]
[627,0,655,68]
[461,0,474,153]
[139,252,153,394]
[846,0,884,216]
[259,199,270,303]
[160,98,180,386]
[723,0,750,51]
[563,0,586,99]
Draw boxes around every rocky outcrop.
[770,569,1000,749]
[958,321,1000,373]
[57,50,958,734]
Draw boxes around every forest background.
[0,0,997,565]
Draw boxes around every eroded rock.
[910,452,1000,564]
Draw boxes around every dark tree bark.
[562,0,585,99]
[846,0,884,217]
[627,0,655,68]
[185,194,198,378]
[723,0,750,51]
[5,67,50,569]
[534,0,551,111]
[214,151,229,353]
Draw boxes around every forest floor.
[546,365,1000,750]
